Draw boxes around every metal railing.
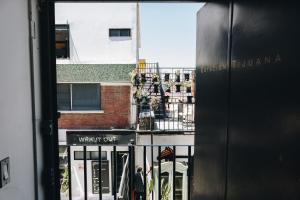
[132,63,195,133]
[59,144,194,200]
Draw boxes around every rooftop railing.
[130,63,195,133]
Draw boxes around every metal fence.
[59,144,194,200]
[132,63,195,133]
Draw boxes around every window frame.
[109,28,131,37]
[55,24,70,59]
[57,83,102,111]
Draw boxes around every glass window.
[55,24,70,58]
[57,84,71,110]
[72,84,100,110]
[74,151,90,160]
[90,151,107,160]
[109,29,131,37]
[57,83,101,111]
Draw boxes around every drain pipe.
[27,0,39,199]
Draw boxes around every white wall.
[55,3,139,64]
[0,0,42,199]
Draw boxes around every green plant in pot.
[175,70,181,82]
[162,81,173,93]
[129,69,140,86]
[151,73,160,83]
[183,80,192,93]
[60,167,69,193]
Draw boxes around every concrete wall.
[58,85,132,129]
[55,3,139,64]
[0,0,42,199]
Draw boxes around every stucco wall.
[55,3,138,64]
[0,0,42,199]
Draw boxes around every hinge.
[41,120,54,136]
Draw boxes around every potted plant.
[60,167,69,195]
[162,81,173,93]
[153,84,159,93]
[141,73,146,84]
[151,73,159,83]
[129,69,140,86]
[150,96,160,111]
[175,70,180,82]
[184,73,190,81]
[183,80,192,93]
[164,73,170,81]
[175,82,181,92]
[187,95,193,103]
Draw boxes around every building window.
[74,151,107,160]
[56,24,70,58]
[57,83,101,111]
[109,28,131,37]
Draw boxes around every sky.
[139,3,205,68]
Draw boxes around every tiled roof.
[57,64,136,82]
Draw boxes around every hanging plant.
[184,73,190,81]
[164,73,170,81]
[175,82,181,92]
[153,84,159,93]
[151,73,159,83]
[183,80,192,93]
[128,69,139,86]
[162,81,173,93]
[187,95,193,103]
[175,70,181,83]
[150,96,160,111]
[141,73,147,84]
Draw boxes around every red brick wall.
[58,85,131,129]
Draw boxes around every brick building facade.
[58,85,131,129]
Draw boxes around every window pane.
[72,84,100,110]
[57,84,71,110]
[56,25,69,58]
[90,151,107,160]
[74,151,91,160]
[109,29,120,37]
[120,29,131,37]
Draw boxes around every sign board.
[92,161,109,194]
[67,130,135,145]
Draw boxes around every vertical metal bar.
[151,144,154,200]
[172,146,176,200]
[143,146,147,200]
[188,146,192,200]
[83,146,87,200]
[128,146,132,200]
[68,146,72,200]
[113,146,117,200]
[158,146,161,200]
[98,146,102,200]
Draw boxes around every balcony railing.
[59,144,194,200]
[131,63,195,133]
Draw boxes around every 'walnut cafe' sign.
[67,130,135,145]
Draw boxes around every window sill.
[59,110,104,114]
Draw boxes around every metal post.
[158,146,161,200]
[188,146,192,200]
[67,146,72,200]
[128,146,132,200]
[143,146,147,200]
[83,146,87,200]
[172,146,176,200]
[113,146,117,200]
[98,146,102,200]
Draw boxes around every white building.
[55,3,140,64]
